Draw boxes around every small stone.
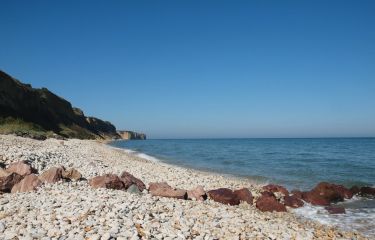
[0,222,5,232]
[87,234,100,240]
[325,206,346,214]
[101,233,111,240]
[4,231,17,240]
[127,184,141,194]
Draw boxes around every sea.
[109,138,375,237]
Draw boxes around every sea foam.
[293,198,375,238]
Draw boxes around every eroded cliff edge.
[0,70,120,139]
[117,130,146,140]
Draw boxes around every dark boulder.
[302,191,331,206]
[290,190,303,199]
[350,186,360,195]
[261,191,276,197]
[360,187,375,197]
[284,195,304,208]
[302,182,353,206]
[207,188,240,206]
[233,188,253,204]
[256,194,287,212]
[333,184,353,199]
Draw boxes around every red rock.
[207,188,240,206]
[261,191,276,197]
[62,168,82,181]
[291,190,303,199]
[39,167,64,183]
[6,161,36,176]
[302,191,331,206]
[149,182,170,191]
[256,195,287,212]
[284,195,304,208]
[89,174,125,190]
[0,172,23,192]
[187,185,206,201]
[119,171,146,192]
[360,187,375,196]
[233,188,253,204]
[148,182,187,199]
[262,184,289,195]
[315,182,352,199]
[11,174,42,193]
[302,182,353,206]
[333,184,353,199]
[350,186,360,195]
[325,206,346,214]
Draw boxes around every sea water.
[110,138,375,237]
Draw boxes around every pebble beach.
[0,135,368,240]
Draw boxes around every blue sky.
[1,1,374,138]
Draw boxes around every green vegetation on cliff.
[0,70,119,139]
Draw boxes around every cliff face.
[117,131,146,140]
[0,70,120,139]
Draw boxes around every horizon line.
[145,136,375,140]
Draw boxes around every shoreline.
[106,142,268,188]
[108,140,375,238]
[0,135,369,239]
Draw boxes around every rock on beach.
[119,171,146,192]
[6,161,36,176]
[148,182,187,199]
[62,168,82,181]
[256,192,287,212]
[0,172,23,192]
[11,174,42,193]
[207,188,240,205]
[39,166,64,183]
[89,174,125,190]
